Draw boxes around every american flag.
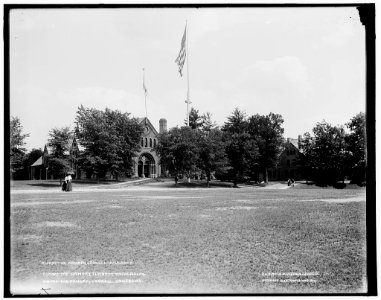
[175,25,187,77]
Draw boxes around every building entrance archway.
[138,153,156,178]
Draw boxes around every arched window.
[153,139,157,147]
[141,137,144,147]
[149,138,152,147]
[145,138,147,147]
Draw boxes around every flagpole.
[185,20,191,127]
[143,68,148,123]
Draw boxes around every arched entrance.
[138,153,156,178]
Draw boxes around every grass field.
[10,183,366,294]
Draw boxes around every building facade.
[132,117,166,178]
[29,145,49,180]
[30,117,166,180]
[268,136,304,181]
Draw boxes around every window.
[141,138,144,147]
[145,138,147,147]
[154,139,157,147]
[149,138,152,147]
[287,160,291,167]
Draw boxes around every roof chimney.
[159,118,167,133]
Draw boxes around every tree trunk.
[233,174,238,188]
[265,168,268,184]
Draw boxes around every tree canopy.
[10,116,29,152]
[222,108,259,187]
[345,112,366,184]
[156,126,200,179]
[157,110,226,186]
[10,117,29,178]
[185,107,204,129]
[248,113,285,182]
[299,121,348,185]
[48,127,74,158]
[75,105,143,180]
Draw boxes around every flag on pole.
[175,25,187,77]
[143,68,148,96]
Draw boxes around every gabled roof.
[279,138,303,158]
[31,156,43,166]
[287,138,299,150]
[137,117,158,135]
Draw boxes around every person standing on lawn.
[66,173,73,192]
[62,176,67,191]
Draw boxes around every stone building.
[31,118,167,180]
[29,145,49,180]
[68,117,166,179]
[268,136,304,180]
[132,117,166,178]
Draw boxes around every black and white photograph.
[5,3,375,296]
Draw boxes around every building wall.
[132,118,162,178]
[268,140,303,181]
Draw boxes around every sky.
[9,6,366,151]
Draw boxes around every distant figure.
[66,174,73,191]
[287,178,291,186]
[174,175,178,186]
[62,178,67,191]
[291,178,295,187]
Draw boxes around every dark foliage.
[75,105,143,180]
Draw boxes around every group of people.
[62,173,73,192]
[287,178,295,187]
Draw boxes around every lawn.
[9,185,366,294]
[10,179,140,191]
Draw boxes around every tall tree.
[197,128,227,187]
[297,132,315,183]
[48,158,72,183]
[48,127,73,158]
[47,126,74,181]
[299,121,347,185]
[345,112,366,185]
[75,106,143,180]
[185,107,204,129]
[156,126,200,184]
[10,116,29,151]
[222,108,259,187]
[201,112,218,132]
[313,121,347,184]
[10,117,29,178]
[248,113,285,183]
